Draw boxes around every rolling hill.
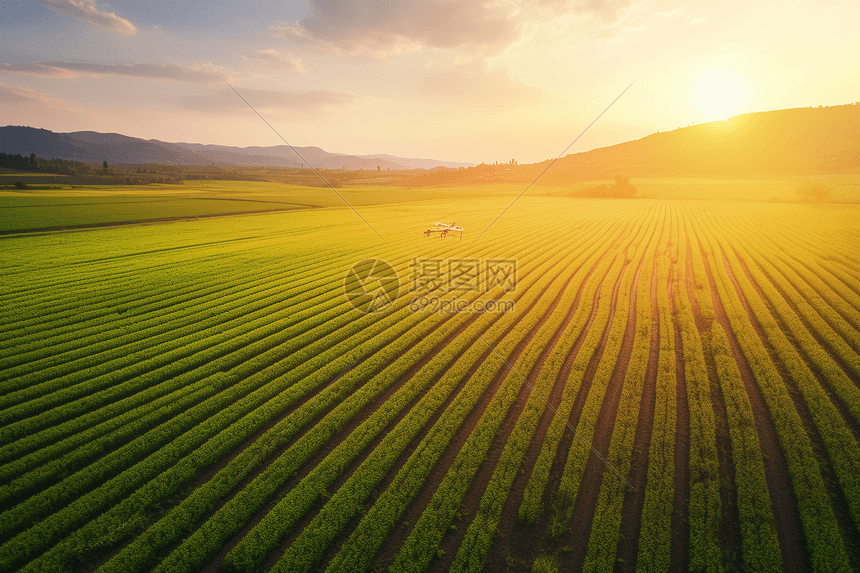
[2,103,856,179]
[0,127,474,171]
[541,103,860,180]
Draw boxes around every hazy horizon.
[7,102,853,165]
[1,1,857,164]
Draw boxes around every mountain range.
[0,127,474,171]
[2,103,857,178]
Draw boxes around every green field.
[0,181,527,232]
[3,175,857,234]
[1,185,858,573]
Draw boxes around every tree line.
[0,152,101,175]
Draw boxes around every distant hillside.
[3,104,855,181]
[539,103,860,182]
[411,104,860,187]
[0,127,473,171]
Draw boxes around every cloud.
[179,87,362,115]
[36,0,136,35]
[510,0,683,43]
[249,49,306,73]
[528,0,649,23]
[273,0,520,58]
[1,62,80,78]
[419,61,547,108]
[1,61,234,83]
[272,1,666,58]
[0,82,81,111]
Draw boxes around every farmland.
[1,190,859,573]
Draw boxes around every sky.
[1,0,857,164]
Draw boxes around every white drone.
[424,222,464,240]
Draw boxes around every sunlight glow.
[694,69,748,121]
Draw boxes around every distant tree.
[796,179,831,202]
[1,153,31,171]
[29,153,36,170]
[103,160,108,172]
[570,175,637,199]
[610,175,637,198]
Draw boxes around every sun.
[693,69,748,121]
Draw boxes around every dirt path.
[196,308,481,573]
[209,234,586,573]
[682,242,742,571]
[730,247,860,442]
[695,239,809,573]
[719,245,860,570]
[367,239,600,573]
[729,245,860,390]
[616,243,660,572]
[534,255,621,549]
[667,238,691,573]
[430,248,604,572]
[475,238,609,573]
[556,217,661,572]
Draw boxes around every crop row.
[681,206,785,572]
[545,212,655,541]
[4,246,449,567]
[0,285,357,462]
[688,205,851,573]
[675,203,782,572]
[1,228,436,414]
[122,210,591,573]
[709,205,860,403]
[741,206,860,300]
[672,205,723,573]
[95,207,604,569]
[745,219,860,332]
[0,238,315,339]
[635,246,677,573]
[721,204,860,359]
[1,249,267,338]
[516,248,633,530]
[698,210,860,533]
[708,322,781,572]
[410,210,654,572]
[580,204,661,572]
[3,200,857,572]
[322,212,635,573]
[0,241,361,376]
[267,229,602,573]
[453,207,660,573]
[8,210,560,572]
[3,223,478,459]
[0,263,345,413]
[271,208,646,573]
[0,229,468,455]
[326,213,639,573]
